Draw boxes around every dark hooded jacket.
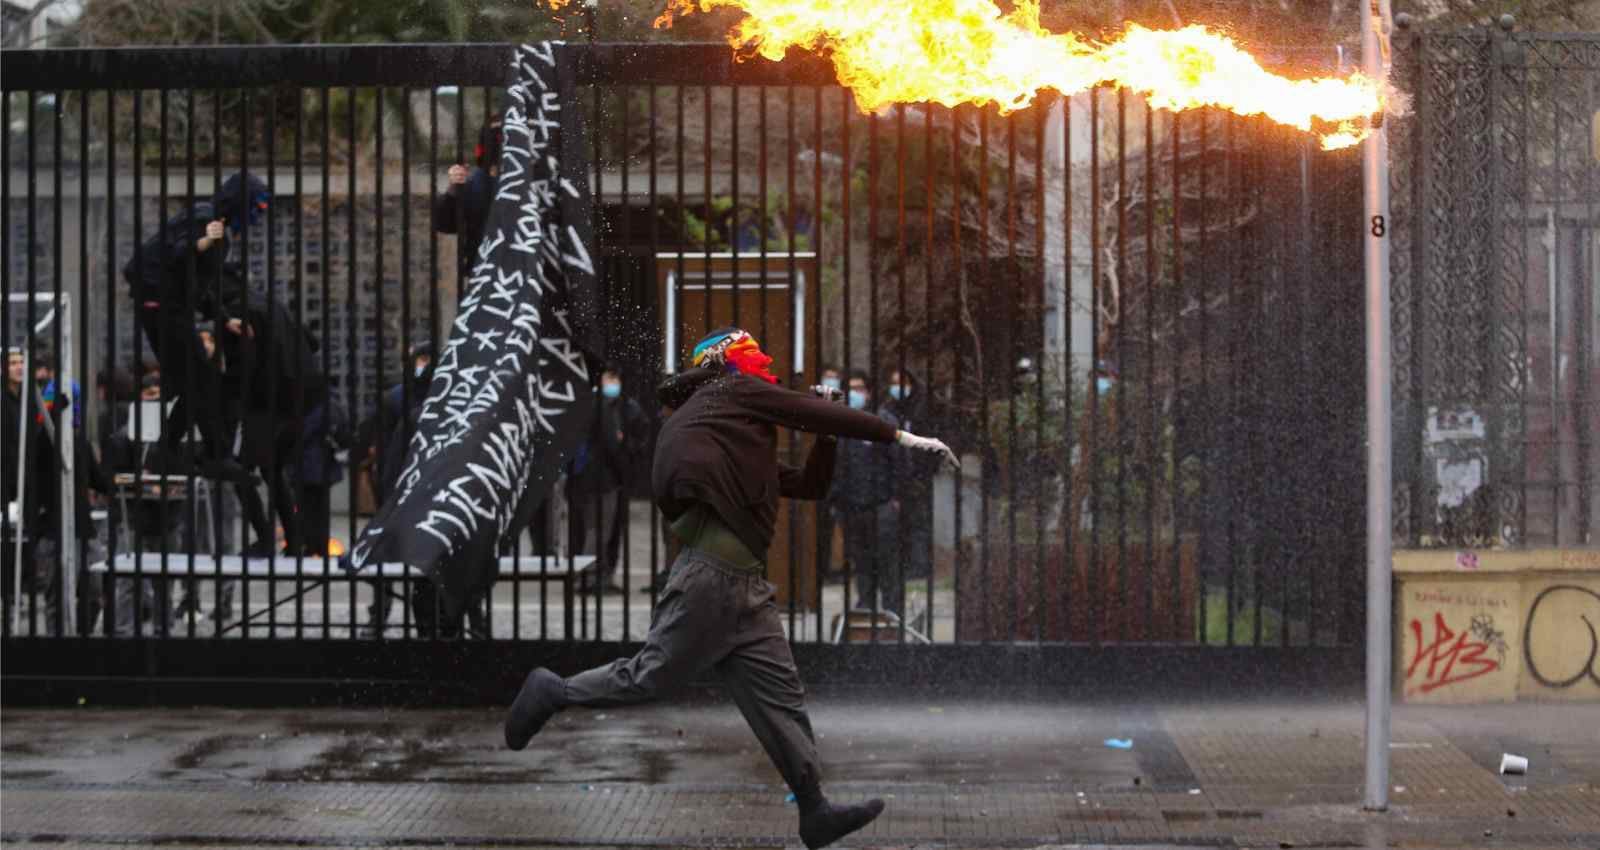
[653,366,898,559]
[213,263,324,418]
[122,173,270,399]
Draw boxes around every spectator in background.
[880,367,935,589]
[819,364,842,394]
[2,348,51,629]
[434,118,501,283]
[567,366,649,595]
[826,369,899,616]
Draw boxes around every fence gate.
[23,34,1569,702]
[1390,27,1597,551]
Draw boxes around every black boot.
[505,667,567,751]
[798,794,885,850]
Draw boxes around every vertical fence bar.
[1223,112,1238,646]
[1196,110,1209,644]
[976,107,989,643]
[295,87,307,640]
[1170,110,1184,642]
[183,87,205,642]
[620,83,634,641]
[1143,102,1156,639]
[128,89,145,639]
[269,88,285,639]
[1579,58,1595,546]
[212,89,228,637]
[155,86,172,640]
[346,87,359,638]
[237,87,255,636]
[1033,104,1046,645]
[24,91,36,637]
[647,84,661,629]
[811,86,824,642]
[894,103,907,644]
[1,89,10,640]
[103,90,118,638]
[1004,111,1018,642]
[586,78,599,645]
[373,88,387,638]
[840,91,853,635]
[867,108,879,642]
[731,85,742,329]
[50,87,65,638]
[665,82,685,630]
[1088,89,1102,646]
[950,105,965,644]
[1061,94,1074,643]
[78,89,91,637]
[924,103,937,640]
[1114,88,1128,643]
[481,84,496,641]
[784,85,799,639]
[320,86,333,639]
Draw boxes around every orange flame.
[654,0,1382,150]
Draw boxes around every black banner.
[348,41,601,613]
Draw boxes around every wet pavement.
[2,696,1598,848]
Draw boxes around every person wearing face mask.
[818,364,842,395]
[880,366,936,588]
[122,172,270,491]
[824,369,900,616]
[506,328,958,850]
[567,367,649,595]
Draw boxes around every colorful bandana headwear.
[691,328,778,384]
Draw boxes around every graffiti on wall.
[1406,610,1508,695]
[1522,585,1600,690]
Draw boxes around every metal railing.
[1,40,1397,654]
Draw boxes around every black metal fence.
[8,32,1571,693]
[1390,25,1598,551]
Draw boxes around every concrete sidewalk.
[2,697,1597,848]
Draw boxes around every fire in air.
[649,0,1386,150]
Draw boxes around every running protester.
[505,327,957,850]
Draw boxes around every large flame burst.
[653,0,1383,150]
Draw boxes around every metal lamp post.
[1362,0,1398,814]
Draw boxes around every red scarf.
[723,335,778,384]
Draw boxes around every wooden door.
[658,253,821,611]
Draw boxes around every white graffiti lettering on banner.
[350,41,592,571]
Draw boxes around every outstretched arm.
[739,379,897,442]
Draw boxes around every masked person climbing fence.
[121,171,273,554]
[505,327,959,850]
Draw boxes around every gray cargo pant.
[564,547,821,798]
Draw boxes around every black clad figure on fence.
[434,119,501,284]
[121,173,275,558]
[505,327,961,850]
